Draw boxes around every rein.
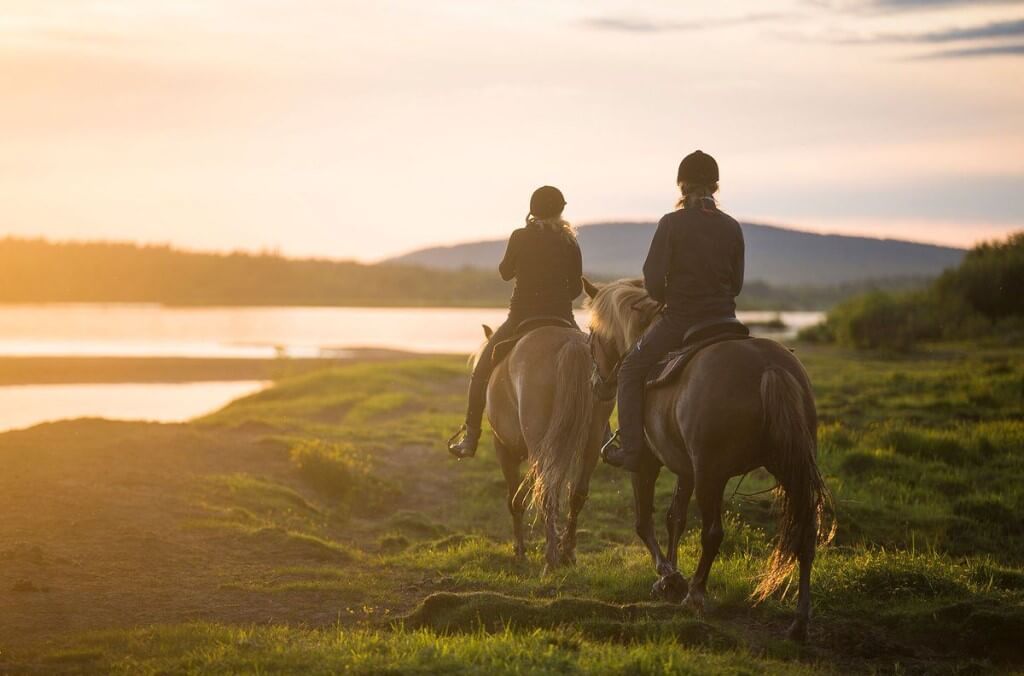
[588,331,624,401]
[587,300,662,402]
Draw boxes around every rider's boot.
[601,430,642,472]
[448,424,481,459]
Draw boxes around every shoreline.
[0,350,429,386]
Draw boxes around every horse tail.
[525,336,594,517]
[753,366,836,603]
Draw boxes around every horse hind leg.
[542,495,560,573]
[558,430,600,566]
[653,472,695,603]
[497,440,527,564]
[683,474,727,616]
[787,530,815,642]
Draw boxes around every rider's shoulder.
[658,211,682,227]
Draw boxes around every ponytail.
[526,214,577,245]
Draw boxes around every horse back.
[646,338,813,477]
[487,327,587,454]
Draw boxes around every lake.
[0,381,267,433]
[0,304,823,431]
[0,304,823,358]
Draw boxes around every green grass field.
[2,345,1023,674]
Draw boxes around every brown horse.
[583,278,834,641]
[479,323,614,570]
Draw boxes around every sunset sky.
[2,0,1022,260]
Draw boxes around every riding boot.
[448,424,482,459]
[601,430,643,472]
[448,337,495,459]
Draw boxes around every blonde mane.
[585,279,661,353]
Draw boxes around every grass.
[3,344,1024,673]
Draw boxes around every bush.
[801,231,1023,350]
[826,291,938,351]
[289,439,371,502]
[936,231,1024,321]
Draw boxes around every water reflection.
[0,305,823,358]
[0,381,267,433]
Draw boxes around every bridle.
[588,329,626,402]
[587,300,663,402]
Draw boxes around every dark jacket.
[499,224,583,317]
[642,198,745,319]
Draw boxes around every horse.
[477,322,614,570]
[583,278,834,642]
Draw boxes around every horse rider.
[601,150,745,472]
[448,186,584,459]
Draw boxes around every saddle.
[491,316,578,366]
[645,317,751,390]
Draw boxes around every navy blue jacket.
[642,198,745,319]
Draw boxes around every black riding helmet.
[677,150,719,185]
[529,186,566,219]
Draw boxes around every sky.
[1,0,1023,261]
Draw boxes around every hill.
[0,237,927,310]
[390,221,966,287]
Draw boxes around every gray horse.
[479,324,614,571]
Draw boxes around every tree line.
[0,237,926,311]
[800,231,1024,350]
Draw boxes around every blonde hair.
[676,181,719,209]
[525,214,578,245]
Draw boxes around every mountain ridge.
[389,221,966,286]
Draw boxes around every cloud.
[871,0,1024,9]
[832,17,1024,56]
[813,0,1024,11]
[833,17,1024,43]
[580,12,790,34]
[903,17,1024,42]
[911,42,1024,58]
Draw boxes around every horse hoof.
[651,571,688,603]
[786,619,808,643]
[682,592,705,617]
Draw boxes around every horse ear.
[482,324,493,339]
[582,277,600,299]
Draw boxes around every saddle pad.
[491,316,578,366]
[646,326,751,390]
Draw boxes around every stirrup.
[600,429,621,460]
[447,424,478,459]
[601,430,641,472]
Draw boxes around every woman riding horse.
[448,185,583,458]
[602,150,744,472]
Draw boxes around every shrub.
[289,439,371,502]
[801,231,1023,350]
[826,291,937,351]
[936,231,1024,322]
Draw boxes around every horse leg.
[653,470,695,603]
[559,445,597,566]
[683,475,726,616]
[788,537,815,642]
[632,453,674,598]
[542,494,560,572]
[497,441,527,564]
[666,470,695,570]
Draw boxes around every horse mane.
[585,279,661,351]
